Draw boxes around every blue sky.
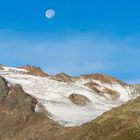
[0,0,140,83]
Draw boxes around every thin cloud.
[0,30,139,83]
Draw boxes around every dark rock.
[0,76,9,104]
[0,76,65,140]
[69,93,91,106]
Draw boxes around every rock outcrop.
[85,82,119,100]
[51,73,73,82]
[0,76,63,140]
[69,93,91,106]
[0,65,4,70]
[0,76,9,104]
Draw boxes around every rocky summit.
[0,65,140,140]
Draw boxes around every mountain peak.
[19,65,48,77]
[51,72,73,82]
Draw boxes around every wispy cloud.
[0,29,140,83]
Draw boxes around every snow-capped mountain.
[0,65,139,127]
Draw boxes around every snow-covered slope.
[0,66,139,127]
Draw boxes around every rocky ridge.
[19,65,49,77]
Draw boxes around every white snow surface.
[0,67,138,127]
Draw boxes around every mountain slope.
[0,75,140,140]
[62,95,140,140]
[0,76,65,140]
[0,65,139,127]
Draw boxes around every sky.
[0,0,140,83]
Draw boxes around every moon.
[45,9,55,19]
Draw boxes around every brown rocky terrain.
[85,82,119,100]
[0,65,4,70]
[50,72,126,85]
[80,74,126,85]
[51,73,73,82]
[12,65,129,87]
[69,93,91,106]
[19,65,49,77]
[0,75,140,140]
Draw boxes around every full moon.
[45,9,55,19]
